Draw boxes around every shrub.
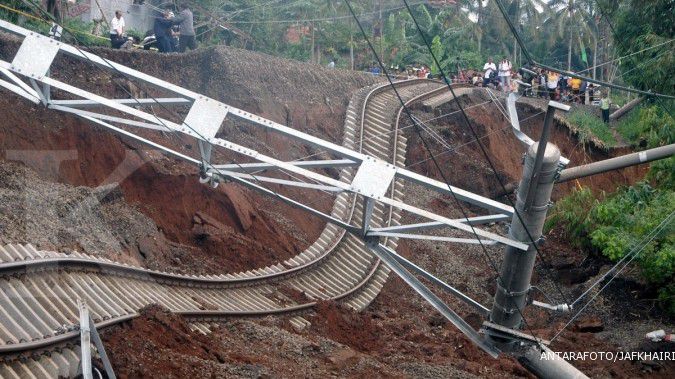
[544,186,597,247]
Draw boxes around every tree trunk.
[350,19,354,70]
[477,2,484,54]
[567,32,573,71]
[513,37,517,65]
[378,0,384,65]
[592,35,598,79]
[310,22,315,64]
[477,28,482,54]
[610,97,644,121]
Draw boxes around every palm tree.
[547,0,597,70]
[508,0,550,65]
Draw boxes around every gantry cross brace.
[0,20,531,356]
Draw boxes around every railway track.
[0,79,474,377]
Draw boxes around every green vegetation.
[0,1,108,47]
[567,108,616,147]
[2,0,673,97]
[549,99,674,315]
[547,181,674,314]
[611,0,675,95]
[549,0,673,311]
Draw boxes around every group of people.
[109,3,197,53]
[364,64,432,79]
[530,69,597,104]
[472,58,612,123]
[153,4,196,53]
[481,57,514,91]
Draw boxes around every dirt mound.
[101,305,235,378]
[309,301,384,352]
[0,161,156,262]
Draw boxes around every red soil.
[404,94,648,202]
[101,305,231,378]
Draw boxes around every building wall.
[86,0,156,33]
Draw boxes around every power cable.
[345,0,547,347]
[221,2,427,25]
[406,111,546,169]
[568,211,675,309]
[575,38,675,75]
[400,0,572,310]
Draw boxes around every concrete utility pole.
[489,102,588,378]
[490,139,560,328]
[557,143,675,183]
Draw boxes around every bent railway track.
[0,79,474,377]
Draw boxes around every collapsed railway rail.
[0,80,478,378]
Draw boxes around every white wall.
[87,0,155,33]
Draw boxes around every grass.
[615,106,644,143]
[567,108,617,148]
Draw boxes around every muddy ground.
[1,32,673,377]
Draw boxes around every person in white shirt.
[498,57,512,92]
[482,57,496,87]
[110,10,125,49]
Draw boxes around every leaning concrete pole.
[490,103,562,329]
[491,140,560,327]
[490,103,588,378]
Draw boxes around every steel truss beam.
[50,98,192,108]
[211,159,357,172]
[0,66,40,103]
[78,300,116,379]
[370,214,511,233]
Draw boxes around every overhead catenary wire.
[401,0,572,312]
[592,0,674,119]
[344,0,547,348]
[575,38,675,75]
[407,110,546,169]
[218,2,428,25]
[569,211,675,309]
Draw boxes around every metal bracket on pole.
[198,140,218,187]
[77,299,116,379]
[531,300,571,313]
[482,321,550,346]
[523,101,569,211]
[506,94,570,168]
